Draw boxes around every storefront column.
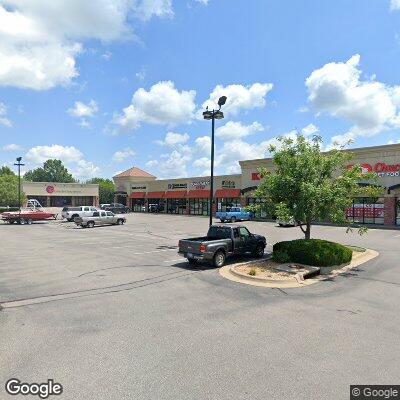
[46,196,51,207]
[185,200,190,214]
[94,196,99,207]
[240,197,246,207]
[212,201,217,216]
[384,197,396,226]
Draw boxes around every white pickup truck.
[61,206,98,222]
[74,210,126,228]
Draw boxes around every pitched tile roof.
[113,167,156,178]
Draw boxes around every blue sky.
[1,0,400,180]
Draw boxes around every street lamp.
[203,95,227,227]
[14,156,25,216]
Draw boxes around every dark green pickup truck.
[178,224,266,267]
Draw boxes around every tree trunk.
[304,222,311,240]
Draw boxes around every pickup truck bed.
[178,225,266,267]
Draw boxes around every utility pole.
[14,157,25,219]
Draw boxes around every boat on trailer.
[1,199,55,225]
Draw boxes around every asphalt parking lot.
[1,213,400,400]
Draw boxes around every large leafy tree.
[24,159,76,183]
[0,174,26,206]
[252,134,382,239]
[86,178,115,204]
[0,166,15,176]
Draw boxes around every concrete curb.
[219,248,379,289]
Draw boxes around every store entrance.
[167,199,187,214]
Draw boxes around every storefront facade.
[23,182,99,208]
[114,143,400,227]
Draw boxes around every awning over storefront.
[146,191,165,199]
[215,189,241,198]
[164,190,187,199]
[129,192,146,199]
[187,190,210,199]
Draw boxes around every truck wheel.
[188,258,197,265]
[117,219,124,225]
[70,214,78,222]
[230,216,236,223]
[220,219,225,223]
[87,221,95,228]
[213,251,226,268]
[254,244,265,258]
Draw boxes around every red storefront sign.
[46,185,55,193]
[347,162,400,176]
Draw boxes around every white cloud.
[146,148,191,178]
[0,1,172,90]
[216,121,264,140]
[112,147,136,163]
[306,54,400,146]
[301,123,319,136]
[201,83,273,116]
[156,131,190,146]
[196,0,209,4]
[68,99,98,128]
[194,135,211,155]
[114,81,196,132]
[135,68,146,81]
[68,100,98,118]
[0,102,12,127]
[390,0,400,11]
[2,143,22,151]
[25,144,99,179]
[101,51,112,61]
[133,0,173,20]
[193,157,210,169]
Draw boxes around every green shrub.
[273,239,352,267]
[272,250,291,263]
[248,268,257,276]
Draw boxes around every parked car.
[148,203,164,213]
[61,206,98,222]
[178,224,266,267]
[276,218,297,227]
[215,207,253,223]
[74,210,126,228]
[101,203,130,214]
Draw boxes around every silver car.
[75,210,126,228]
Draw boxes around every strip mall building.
[113,143,400,227]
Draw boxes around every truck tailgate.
[178,238,206,254]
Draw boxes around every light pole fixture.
[203,95,227,227]
[14,156,25,217]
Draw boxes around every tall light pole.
[14,157,25,216]
[203,95,227,227]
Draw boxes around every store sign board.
[132,186,146,190]
[347,162,400,177]
[191,180,210,189]
[221,180,235,188]
[168,183,187,189]
[46,185,55,193]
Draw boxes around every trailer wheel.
[27,219,33,225]
[19,218,26,225]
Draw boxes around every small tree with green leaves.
[86,178,115,204]
[252,134,383,239]
[24,159,76,183]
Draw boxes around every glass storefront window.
[189,198,209,216]
[74,196,93,206]
[27,196,48,207]
[166,199,187,214]
[346,197,385,225]
[148,199,165,213]
[50,196,73,207]
[131,199,145,212]
[217,198,240,212]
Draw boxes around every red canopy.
[187,190,210,199]
[129,192,146,199]
[164,190,187,199]
[215,189,241,198]
[146,191,165,199]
